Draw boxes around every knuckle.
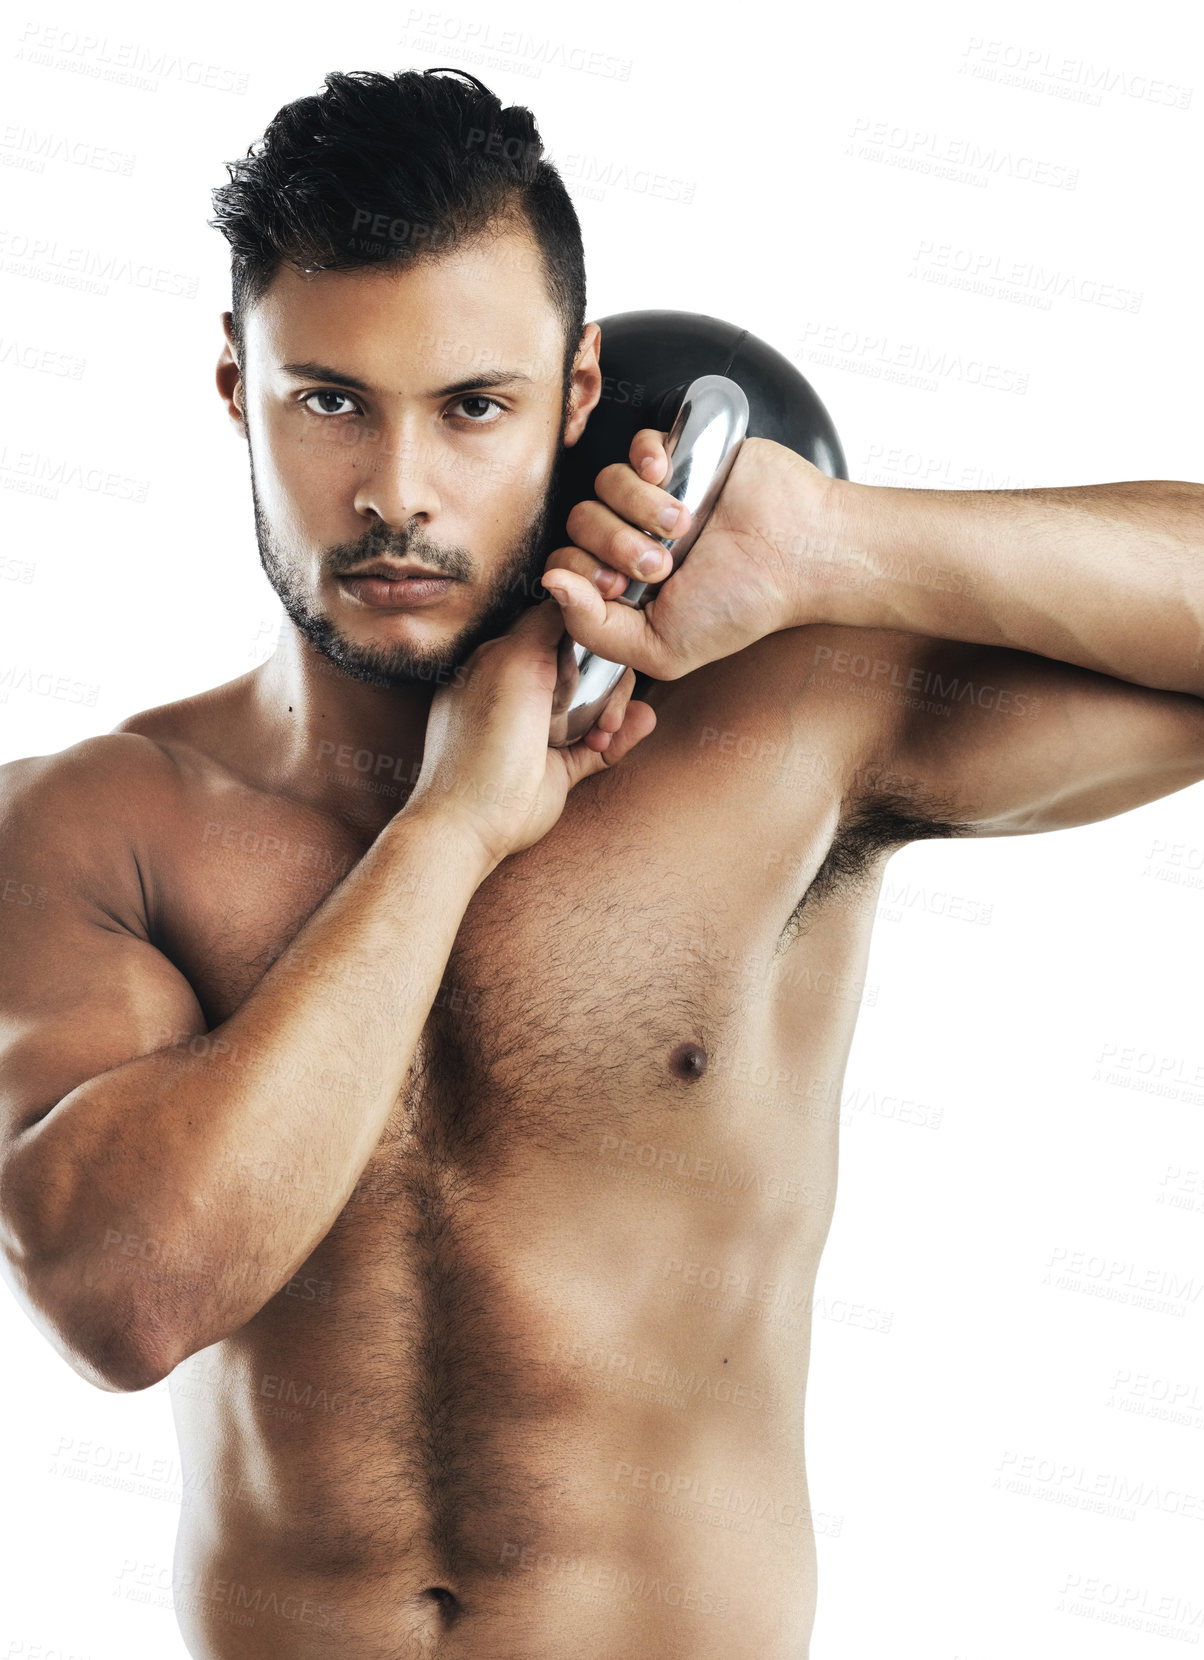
[550,551,586,582]
[565,501,593,540]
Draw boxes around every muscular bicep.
[0,747,206,1150]
[885,638,1204,836]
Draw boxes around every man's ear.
[562,321,603,448]
[217,312,246,438]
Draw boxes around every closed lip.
[341,563,453,581]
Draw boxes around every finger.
[520,594,576,647]
[565,698,656,780]
[629,428,672,487]
[538,568,667,678]
[579,666,636,750]
[538,567,609,634]
[563,498,674,586]
[596,665,636,734]
[598,697,656,764]
[590,461,691,548]
[500,595,573,680]
[542,540,634,602]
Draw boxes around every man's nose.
[351,425,442,527]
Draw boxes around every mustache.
[325,527,474,582]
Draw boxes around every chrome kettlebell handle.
[547,373,749,749]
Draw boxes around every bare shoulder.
[0,660,272,892]
[0,733,186,922]
[0,730,182,823]
[104,673,280,809]
[109,667,257,753]
[0,731,211,1155]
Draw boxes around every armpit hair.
[778,788,972,948]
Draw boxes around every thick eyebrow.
[279,360,536,397]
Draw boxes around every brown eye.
[451,396,503,424]
[302,391,358,416]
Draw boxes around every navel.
[668,1040,708,1082]
[421,1586,460,1622]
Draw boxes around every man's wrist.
[776,469,896,633]
[756,453,838,632]
[386,797,503,885]
[783,473,983,638]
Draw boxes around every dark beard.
[248,439,567,691]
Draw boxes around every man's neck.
[244,628,437,835]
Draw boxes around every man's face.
[226,224,596,689]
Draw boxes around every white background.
[1,0,1203,1655]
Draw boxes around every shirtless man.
[2,66,1202,1660]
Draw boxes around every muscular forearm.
[15,805,496,1388]
[808,476,1204,697]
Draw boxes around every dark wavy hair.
[209,67,586,390]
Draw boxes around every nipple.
[668,1040,708,1082]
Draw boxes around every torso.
[124,626,907,1659]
